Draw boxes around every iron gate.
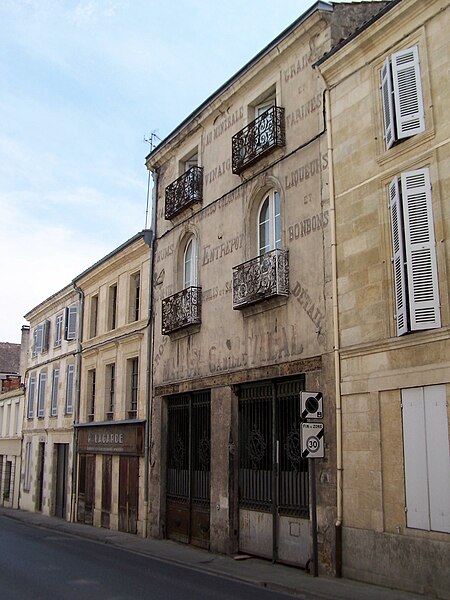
[239,378,310,565]
[166,391,211,549]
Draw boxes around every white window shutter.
[425,385,450,533]
[402,388,430,530]
[43,320,50,352]
[401,169,440,330]
[381,57,396,149]
[391,46,425,140]
[389,177,408,335]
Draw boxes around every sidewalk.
[0,507,432,600]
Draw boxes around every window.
[128,358,139,418]
[32,320,50,356]
[37,373,47,418]
[183,152,198,172]
[27,376,36,418]
[51,369,59,417]
[87,369,96,421]
[106,363,115,419]
[389,168,440,336]
[64,305,78,341]
[402,385,450,533]
[14,401,20,435]
[5,403,11,436]
[24,441,32,492]
[108,284,118,331]
[0,406,3,436]
[55,314,63,347]
[129,273,140,322]
[65,365,74,415]
[258,190,281,255]
[183,237,198,288]
[381,45,425,150]
[89,295,98,338]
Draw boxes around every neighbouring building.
[73,230,152,535]
[0,341,20,384]
[316,0,450,596]
[21,286,80,521]
[0,329,27,509]
[145,1,387,573]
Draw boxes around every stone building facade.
[21,286,80,520]
[73,231,152,536]
[317,0,450,596]
[145,1,386,573]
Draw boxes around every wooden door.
[101,455,112,529]
[119,456,139,534]
[55,444,69,519]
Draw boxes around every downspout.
[71,282,84,523]
[316,68,343,577]
[143,168,158,538]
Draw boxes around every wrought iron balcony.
[162,286,202,334]
[232,106,285,174]
[165,166,203,220]
[232,249,289,309]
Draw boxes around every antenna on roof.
[143,131,161,229]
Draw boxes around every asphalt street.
[0,515,294,600]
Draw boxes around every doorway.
[55,444,69,519]
[77,454,95,525]
[118,456,139,534]
[166,391,211,549]
[238,378,310,567]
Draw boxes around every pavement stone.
[0,507,434,600]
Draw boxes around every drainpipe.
[316,69,343,577]
[143,168,158,538]
[70,282,84,523]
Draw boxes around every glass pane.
[184,239,193,287]
[259,197,270,255]
[274,191,281,249]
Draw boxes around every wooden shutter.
[425,385,450,533]
[65,305,77,340]
[402,387,429,530]
[401,169,440,330]
[391,46,425,140]
[381,57,396,149]
[389,177,408,335]
[43,320,51,352]
[28,376,36,418]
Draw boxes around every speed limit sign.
[301,423,324,458]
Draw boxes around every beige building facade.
[0,382,24,509]
[73,231,152,536]
[317,0,450,596]
[21,286,80,520]
[146,1,386,573]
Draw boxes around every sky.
[1,0,320,343]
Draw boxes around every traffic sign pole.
[310,458,318,577]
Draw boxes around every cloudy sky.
[1,0,317,342]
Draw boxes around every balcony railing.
[232,249,289,309]
[232,106,285,174]
[165,166,203,220]
[161,286,202,334]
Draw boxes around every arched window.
[258,190,280,255]
[183,236,197,288]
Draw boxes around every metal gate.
[166,391,211,549]
[239,378,310,566]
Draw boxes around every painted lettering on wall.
[292,281,325,345]
[204,158,231,186]
[155,244,174,264]
[286,94,322,130]
[204,107,244,147]
[283,36,321,83]
[288,211,329,241]
[202,281,232,302]
[285,154,328,189]
[202,234,244,266]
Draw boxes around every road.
[0,516,295,600]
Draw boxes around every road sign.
[300,391,323,419]
[301,422,324,458]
